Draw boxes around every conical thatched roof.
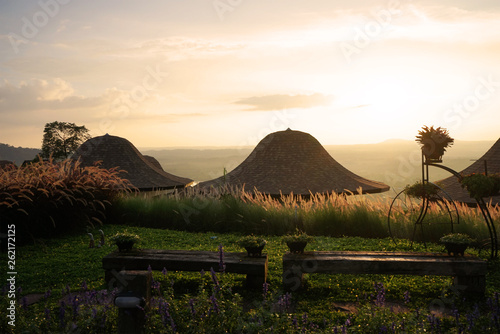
[200,129,389,196]
[0,160,15,170]
[438,138,500,205]
[143,155,164,171]
[72,134,193,191]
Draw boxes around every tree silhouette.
[41,121,91,160]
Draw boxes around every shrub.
[237,235,267,248]
[439,233,475,245]
[460,173,500,199]
[404,181,440,198]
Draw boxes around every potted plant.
[415,125,454,163]
[404,181,440,198]
[283,230,314,254]
[460,173,500,199]
[110,231,141,252]
[439,233,475,256]
[237,235,266,257]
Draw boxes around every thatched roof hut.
[0,160,15,170]
[200,128,389,196]
[438,138,500,205]
[72,134,193,191]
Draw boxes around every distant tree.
[41,121,91,160]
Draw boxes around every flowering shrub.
[0,158,133,243]
[460,173,500,199]
[237,235,267,248]
[439,233,475,245]
[110,231,141,244]
[404,181,440,198]
[282,229,314,244]
[3,278,500,333]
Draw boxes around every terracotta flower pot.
[245,245,265,257]
[116,241,135,252]
[443,242,468,256]
[286,241,308,254]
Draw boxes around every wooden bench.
[103,249,268,288]
[283,251,488,295]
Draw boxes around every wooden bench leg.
[454,275,486,296]
[114,271,151,334]
[283,265,304,292]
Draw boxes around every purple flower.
[152,281,161,296]
[274,292,292,313]
[81,280,88,291]
[210,294,220,314]
[189,298,196,318]
[374,282,386,307]
[147,264,152,273]
[44,307,51,321]
[466,304,481,331]
[404,290,411,304]
[301,313,309,332]
[200,269,205,277]
[162,267,167,276]
[427,314,436,331]
[210,267,220,293]
[262,282,269,300]
[44,289,52,299]
[161,301,176,332]
[71,295,80,320]
[59,301,66,328]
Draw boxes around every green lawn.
[2,225,500,333]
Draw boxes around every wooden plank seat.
[103,249,268,288]
[283,251,488,295]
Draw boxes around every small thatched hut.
[72,134,193,191]
[0,160,16,170]
[438,138,500,205]
[200,128,389,196]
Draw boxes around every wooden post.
[454,275,486,297]
[114,270,151,334]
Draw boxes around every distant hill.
[0,143,41,165]
[142,140,496,191]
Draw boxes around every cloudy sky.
[1,0,500,148]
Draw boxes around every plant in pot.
[415,125,454,163]
[237,235,267,257]
[460,173,500,199]
[439,233,475,256]
[404,181,440,198]
[110,231,141,252]
[283,230,314,254]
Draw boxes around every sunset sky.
[1,0,500,148]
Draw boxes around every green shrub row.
[108,187,498,243]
